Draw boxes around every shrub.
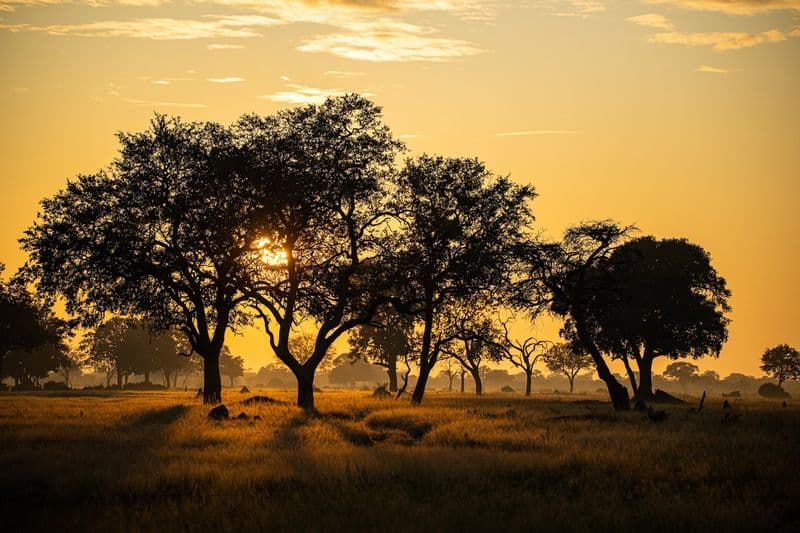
[758,383,790,399]
[501,385,515,393]
[42,380,69,390]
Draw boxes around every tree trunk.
[568,375,575,393]
[460,371,465,393]
[447,374,454,391]
[387,357,398,393]
[471,368,483,396]
[144,370,150,384]
[525,369,532,397]
[575,316,630,410]
[116,370,122,388]
[202,352,222,404]
[294,366,315,412]
[621,356,639,397]
[636,356,654,400]
[411,360,433,405]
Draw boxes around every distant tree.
[485,317,551,396]
[54,349,86,388]
[582,237,730,400]
[441,312,503,396]
[81,317,152,387]
[542,343,593,393]
[328,353,386,387]
[519,221,635,409]
[389,155,535,405]
[5,342,70,389]
[663,361,699,394]
[233,95,402,411]
[438,357,460,391]
[1,263,66,383]
[21,116,253,403]
[219,347,245,387]
[760,344,800,387]
[348,308,414,392]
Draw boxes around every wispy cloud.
[549,0,606,18]
[325,70,367,77]
[151,79,169,85]
[495,130,582,137]
[0,15,284,40]
[123,97,208,108]
[644,0,800,15]
[651,28,790,51]
[696,64,730,73]
[207,43,245,50]
[627,13,674,31]
[298,19,482,62]
[207,76,245,83]
[261,82,373,104]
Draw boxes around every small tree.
[219,347,245,387]
[760,344,800,387]
[441,313,502,396]
[663,361,699,395]
[486,317,551,397]
[543,343,593,393]
[348,308,414,393]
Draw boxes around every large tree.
[348,307,414,392]
[232,95,402,411]
[760,344,800,387]
[583,237,730,400]
[1,263,65,382]
[390,155,535,405]
[21,116,252,403]
[520,221,634,410]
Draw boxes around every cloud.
[651,28,790,51]
[325,70,366,77]
[207,76,245,83]
[207,43,246,50]
[644,0,800,15]
[123,97,208,108]
[151,79,169,85]
[696,64,729,73]
[261,83,373,104]
[0,15,284,40]
[298,19,482,61]
[495,130,582,137]
[549,0,606,18]
[627,13,674,31]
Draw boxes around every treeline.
[1,94,772,411]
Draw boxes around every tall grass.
[1,390,797,532]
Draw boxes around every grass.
[1,389,797,532]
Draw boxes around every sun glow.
[254,237,288,267]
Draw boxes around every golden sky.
[1,0,798,378]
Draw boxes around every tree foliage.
[760,344,800,386]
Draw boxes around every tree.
[348,308,414,392]
[441,312,502,396]
[486,316,551,396]
[5,341,70,389]
[54,349,86,388]
[232,95,402,411]
[21,116,253,403]
[520,221,635,410]
[543,343,593,393]
[219,347,245,387]
[1,263,65,382]
[584,237,731,400]
[390,155,535,405]
[663,361,699,394]
[81,317,136,387]
[760,344,800,387]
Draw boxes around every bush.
[501,385,515,393]
[42,380,69,390]
[758,383,790,399]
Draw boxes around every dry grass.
[1,389,797,532]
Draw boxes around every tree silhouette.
[760,344,800,387]
[485,316,551,396]
[219,347,245,387]
[21,116,253,403]
[232,95,402,411]
[542,342,593,393]
[389,155,535,405]
[664,361,699,395]
[348,308,414,392]
[519,221,635,410]
[583,237,731,400]
[441,311,502,396]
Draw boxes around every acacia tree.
[760,344,800,387]
[390,155,535,405]
[21,116,253,403]
[585,237,730,400]
[485,317,551,396]
[441,312,502,396]
[232,95,402,411]
[348,308,414,392]
[519,221,635,410]
[543,342,593,393]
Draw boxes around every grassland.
[1,389,797,532]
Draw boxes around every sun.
[254,237,288,267]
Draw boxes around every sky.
[1,0,798,378]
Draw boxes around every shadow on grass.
[131,405,189,425]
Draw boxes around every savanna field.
[1,390,797,532]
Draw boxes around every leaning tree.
[231,95,403,411]
[585,236,731,400]
[21,116,253,403]
[390,155,536,405]
[519,221,635,410]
